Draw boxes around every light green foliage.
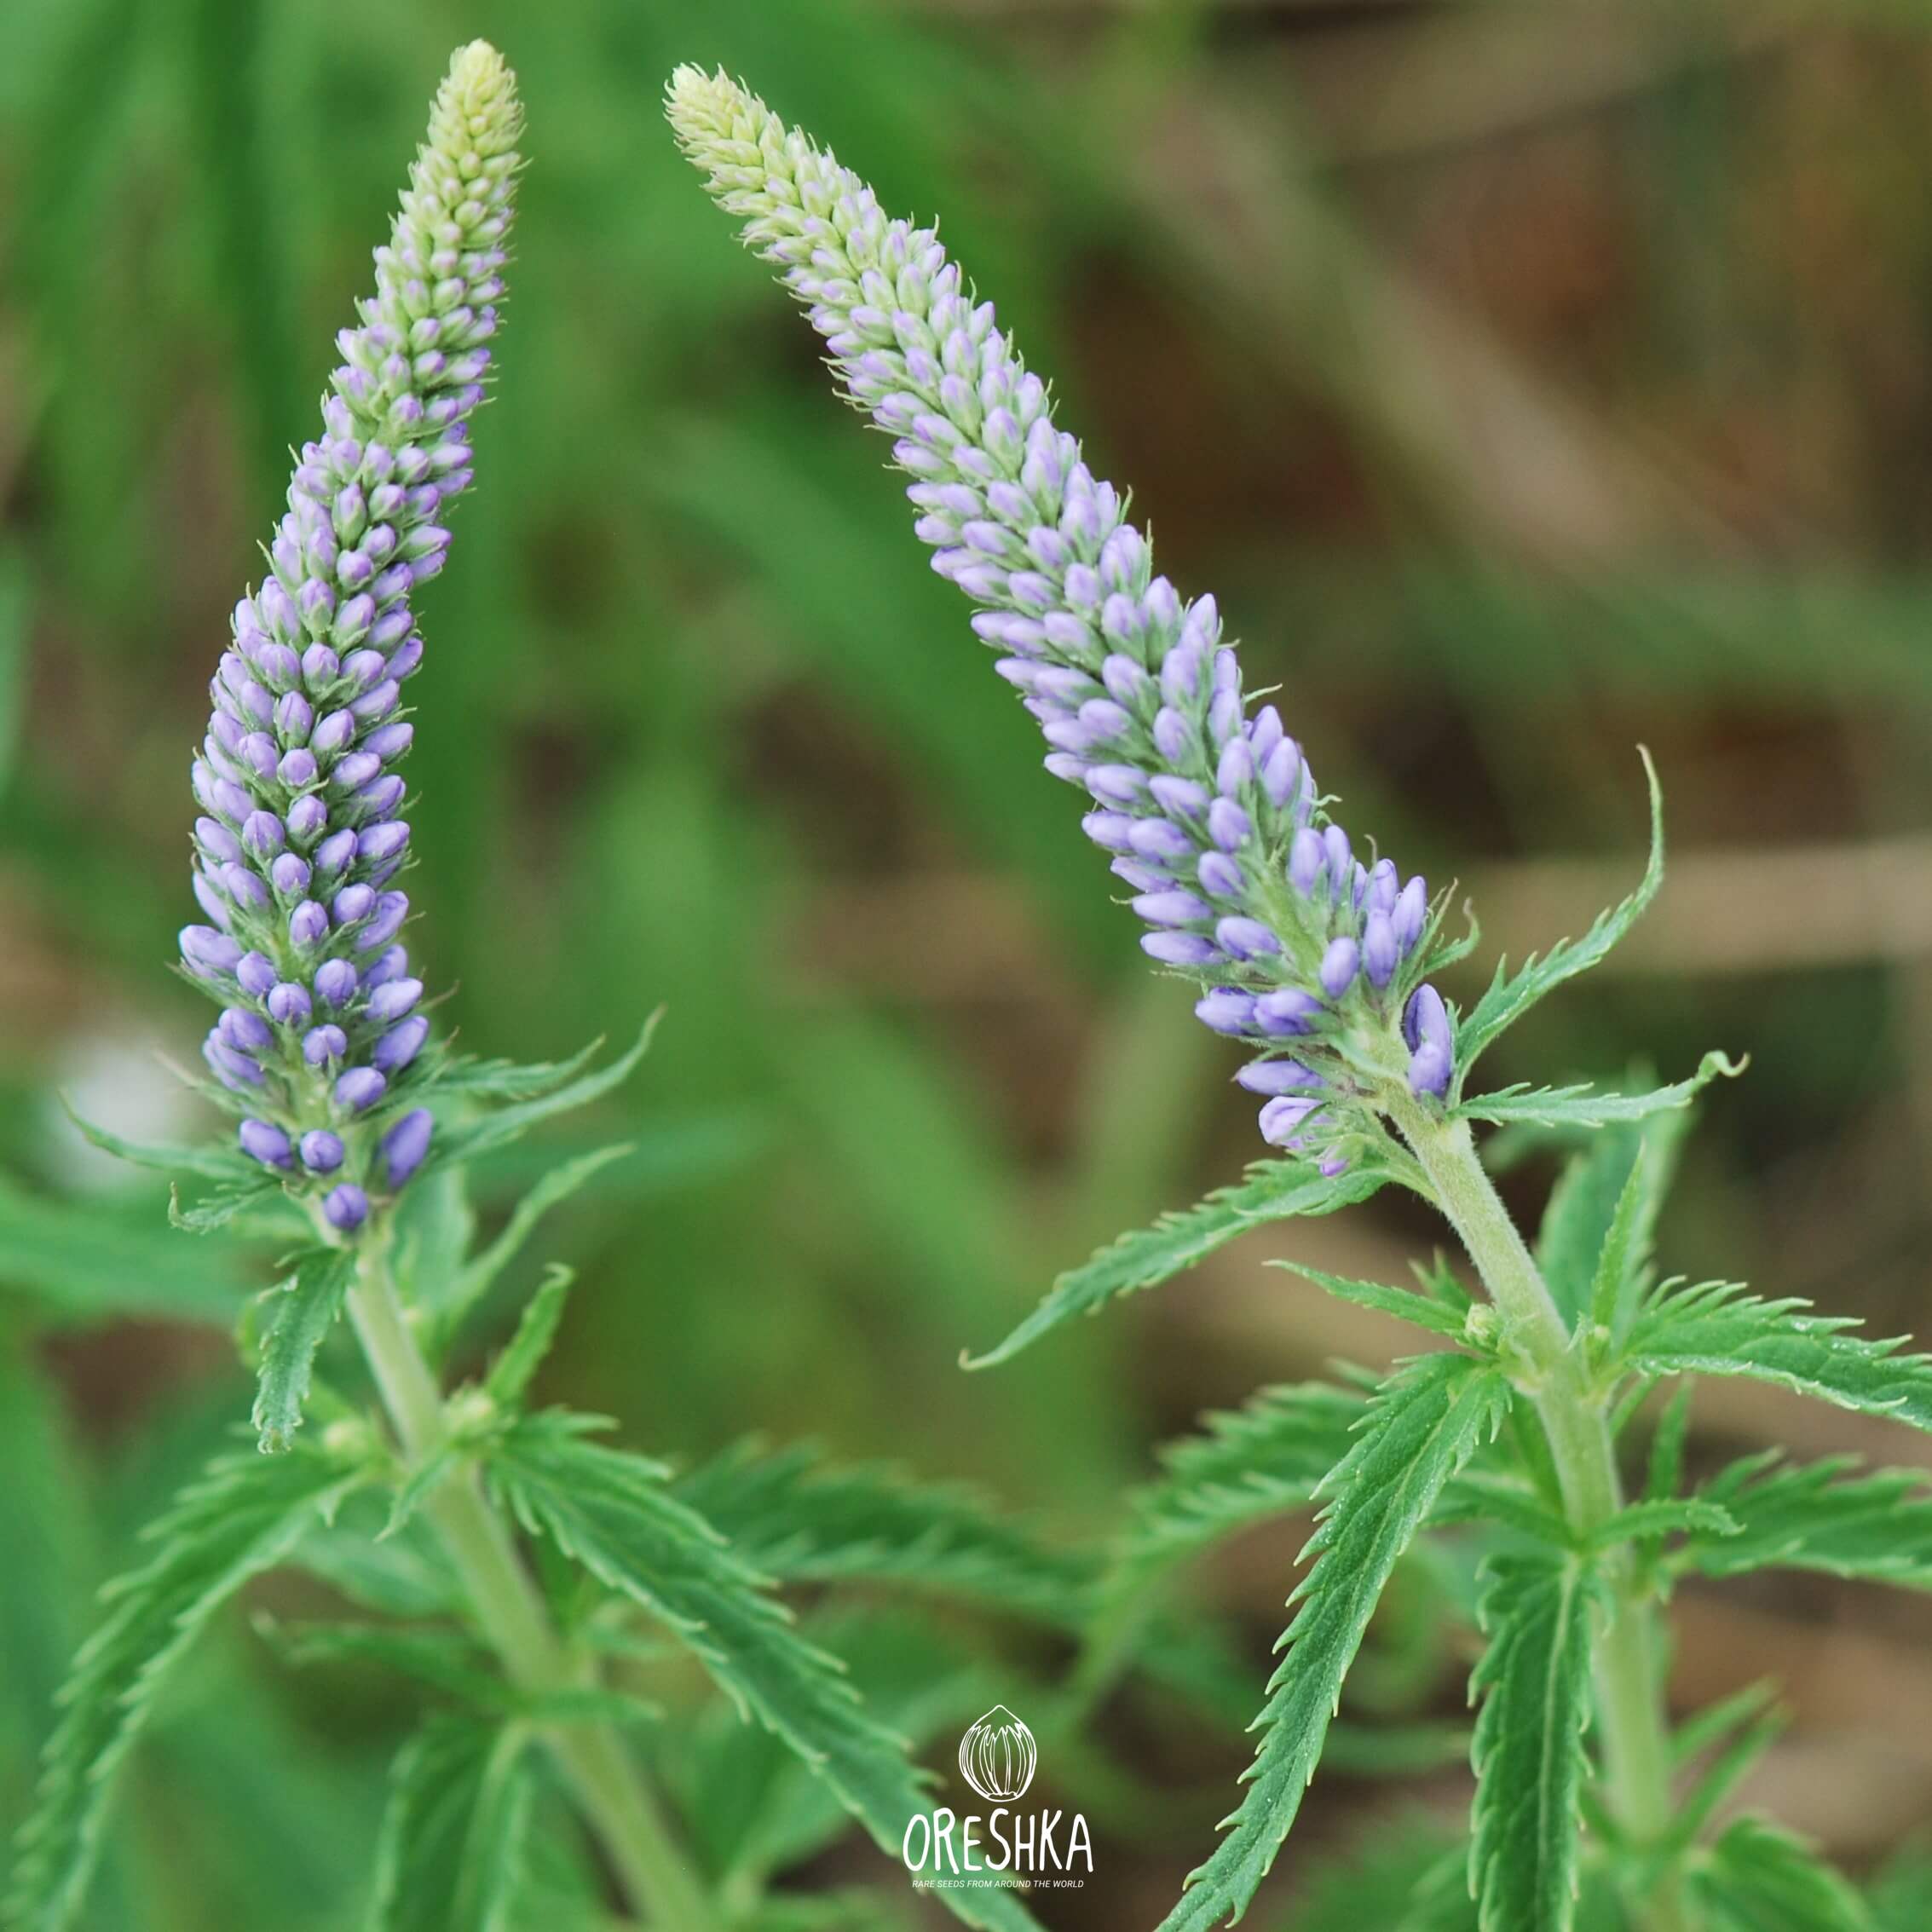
[483,1265,577,1409]
[493,1416,1048,1932]
[1156,1353,1508,1930]
[1276,1262,1476,1340]
[1688,1817,1874,1932]
[1117,1381,1367,1577]
[1451,752,1664,1091]
[1672,1453,1932,1589]
[965,1159,1388,1370]
[251,1247,355,1451]
[670,1439,1093,1627]
[369,1718,536,1932]
[1280,1824,1473,1932]
[1458,1052,1742,1131]
[1533,1111,1685,1329]
[1620,1280,1932,1433]
[1467,1555,1595,1932]
[6,1448,360,1931]
[428,1023,659,1169]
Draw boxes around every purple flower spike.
[1142,932,1220,967]
[171,45,516,1209]
[303,1024,349,1067]
[381,1108,434,1187]
[239,1119,294,1169]
[1393,875,1427,952]
[1319,937,1360,998]
[1408,1040,1452,1099]
[1195,989,1256,1035]
[372,1014,429,1073]
[322,1183,370,1232]
[1216,917,1280,960]
[1254,989,1323,1036]
[314,958,359,1006]
[180,926,242,976]
[268,982,313,1027]
[334,1066,389,1111]
[1404,983,1451,1053]
[1237,1059,1321,1097]
[1257,1095,1322,1148]
[668,69,1441,1162]
[1288,829,1324,896]
[1364,912,1399,989]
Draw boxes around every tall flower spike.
[668,68,1450,1162]
[179,42,521,1218]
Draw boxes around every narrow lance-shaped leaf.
[370,1717,536,1932]
[1688,1816,1874,1932]
[1156,1353,1510,1931]
[1275,1262,1474,1341]
[5,1449,359,1931]
[493,1416,1048,1932]
[430,1019,659,1168]
[1621,1279,1932,1435]
[440,1144,632,1346]
[483,1263,575,1408]
[1454,750,1664,1092]
[965,1160,1387,1370]
[672,1439,1093,1629]
[1118,1380,1369,1577]
[1460,1051,1743,1131]
[251,1247,356,1451]
[1670,1453,1932,1590]
[1468,1556,1596,1932]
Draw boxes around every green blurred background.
[3,0,1932,1923]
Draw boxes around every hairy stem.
[344,1231,715,1929]
[1387,1098,1689,1932]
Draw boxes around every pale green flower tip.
[665,64,766,162]
[433,39,523,164]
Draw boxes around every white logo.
[902,1701,1091,1892]
[959,1705,1036,1802]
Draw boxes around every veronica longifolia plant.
[9,49,1080,1932]
[673,66,1932,1931]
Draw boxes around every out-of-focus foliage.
[4,0,1932,1923]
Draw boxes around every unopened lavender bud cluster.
[669,71,1450,1159]
[178,43,521,1229]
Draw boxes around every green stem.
[1387,1097,1690,1932]
[343,1231,715,1929]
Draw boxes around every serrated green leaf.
[1642,1383,1695,1508]
[670,1439,1092,1629]
[1585,1121,1691,1345]
[289,1501,464,1618]
[1285,1822,1474,1932]
[483,1265,576,1410]
[1460,1051,1742,1131]
[250,1246,355,1452]
[5,1448,358,1930]
[1276,1263,1474,1341]
[1622,1280,1932,1435]
[1585,1497,1737,1551]
[1155,1353,1509,1931]
[1670,1454,1932,1589]
[1468,1554,1595,1932]
[1118,1381,1369,1577]
[1688,1816,1874,1932]
[168,1171,285,1235]
[493,1418,1047,1932]
[965,1159,1387,1370]
[264,1617,509,1710]
[58,1100,257,1181]
[430,1022,658,1169]
[1454,750,1664,1090]
[0,1173,249,1324]
[437,1143,630,1346]
[426,1036,607,1099]
[370,1717,535,1932]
